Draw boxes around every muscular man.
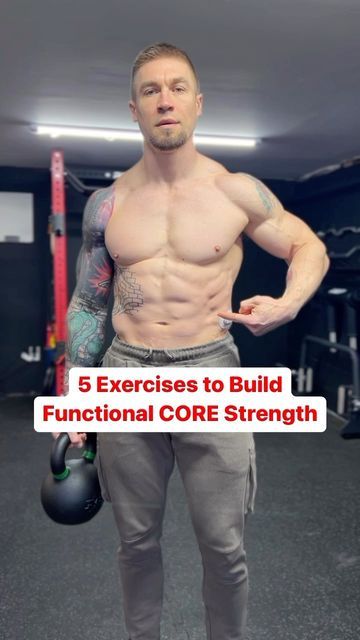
[62,43,329,640]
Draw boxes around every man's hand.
[218,295,297,336]
[52,432,87,448]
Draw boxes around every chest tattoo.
[112,264,144,315]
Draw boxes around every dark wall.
[284,165,360,372]
[1,163,359,394]
[0,168,51,394]
[280,165,360,410]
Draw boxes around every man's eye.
[174,86,185,92]
[144,89,156,96]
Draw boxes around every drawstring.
[144,348,176,362]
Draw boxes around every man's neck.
[141,140,200,185]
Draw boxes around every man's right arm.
[66,187,115,383]
[55,187,115,446]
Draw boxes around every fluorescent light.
[194,135,256,148]
[34,125,142,142]
[33,125,258,148]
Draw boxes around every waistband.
[109,332,236,364]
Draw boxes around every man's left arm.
[218,174,330,336]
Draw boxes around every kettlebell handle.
[50,433,98,478]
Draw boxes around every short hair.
[131,42,200,99]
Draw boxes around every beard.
[149,126,189,151]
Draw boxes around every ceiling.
[1,0,359,180]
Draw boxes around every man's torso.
[104,156,249,348]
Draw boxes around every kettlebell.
[41,432,104,525]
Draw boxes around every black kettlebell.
[41,432,103,525]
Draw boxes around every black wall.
[283,165,360,410]
[285,165,360,371]
[1,163,359,395]
[0,168,51,395]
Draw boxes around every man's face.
[129,57,203,152]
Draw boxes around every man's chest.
[105,185,247,266]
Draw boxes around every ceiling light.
[194,135,257,148]
[34,125,141,142]
[33,125,258,148]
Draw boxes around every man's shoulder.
[85,166,137,220]
[84,166,134,205]
[217,172,284,223]
[215,171,258,205]
[83,184,116,234]
[113,162,143,191]
[215,170,257,187]
[89,184,115,204]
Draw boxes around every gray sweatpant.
[97,333,257,640]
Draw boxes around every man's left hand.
[217,295,297,336]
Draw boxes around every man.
[60,43,329,640]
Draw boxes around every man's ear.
[129,100,138,122]
[196,93,203,117]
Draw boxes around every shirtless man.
[62,43,329,640]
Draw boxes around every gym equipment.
[346,288,360,352]
[41,432,103,525]
[50,151,68,396]
[48,152,115,396]
[279,287,350,396]
[299,335,360,439]
[320,288,356,414]
[317,226,360,239]
[292,286,358,401]
[42,323,56,395]
[315,225,360,272]
[328,246,360,260]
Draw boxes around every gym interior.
[0,3,359,640]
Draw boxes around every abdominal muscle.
[111,249,242,349]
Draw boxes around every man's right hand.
[52,432,87,448]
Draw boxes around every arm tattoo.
[75,186,115,305]
[112,264,144,315]
[76,247,113,307]
[83,187,115,236]
[243,175,276,214]
[253,178,275,214]
[66,186,115,372]
[67,307,107,365]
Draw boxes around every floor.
[1,395,359,640]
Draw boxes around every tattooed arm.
[218,174,330,336]
[65,186,115,390]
